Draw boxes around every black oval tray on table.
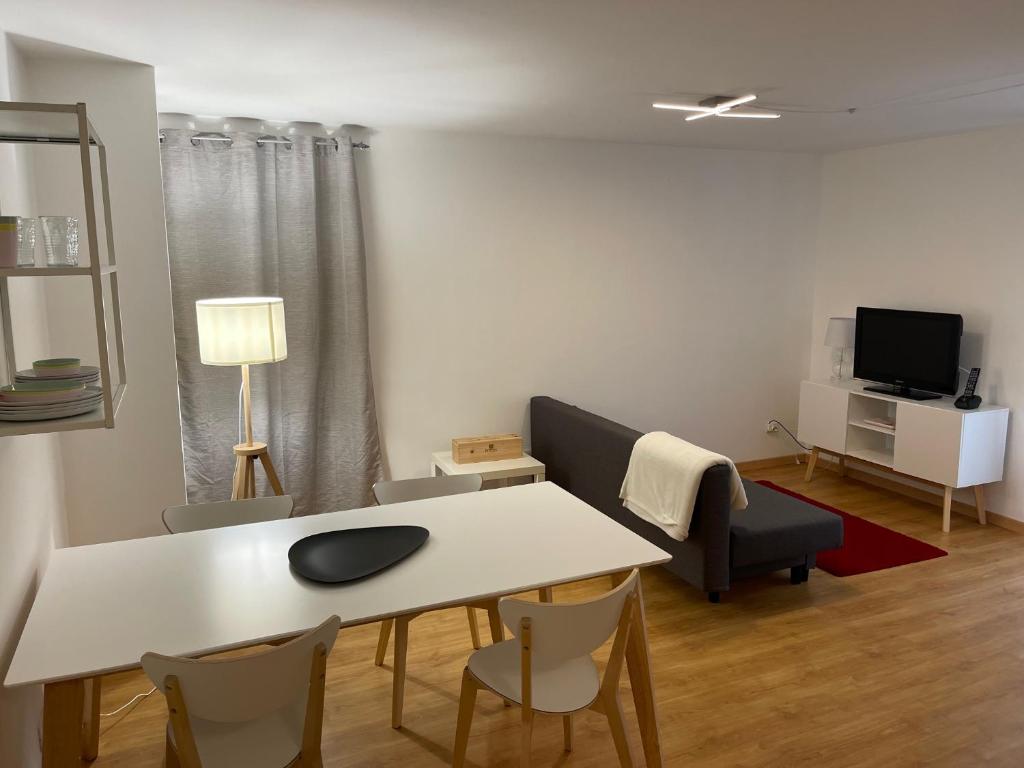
[288,526,430,583]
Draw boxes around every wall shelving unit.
[0,101,126,437]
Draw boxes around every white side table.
[430,450,546,485]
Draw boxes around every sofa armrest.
[695,464,734,592]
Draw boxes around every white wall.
[19,43,186,545]
[359,130,821,478]
[812,122,1024,520]
[0,33,68,768]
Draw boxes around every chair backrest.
[499,570,638,665]
[141,615,340,724]
[162,496,294,534]
[372,474,482,505]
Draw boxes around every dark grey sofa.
[530,396,843,602]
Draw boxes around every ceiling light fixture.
[653,94,781,122]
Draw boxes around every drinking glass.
[40,216,79,267]
[16,217,38,266]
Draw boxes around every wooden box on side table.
[451,434,523,464]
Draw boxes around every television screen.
[854,308,963,396]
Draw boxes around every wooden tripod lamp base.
[232,441,285,500]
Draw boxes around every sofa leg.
[790,565,809,584]
[707,591,720,604]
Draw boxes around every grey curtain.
[160,129,383,514]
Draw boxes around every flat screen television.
[854,307,963,400]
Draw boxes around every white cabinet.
[797,379,1009,532]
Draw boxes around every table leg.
[534,472,545,483]
[392,617,410,728]
[974,485,987,526]
[42,678,86,768]
[804,447,820,482]
[83,676,102,761]
[611,571,662,768]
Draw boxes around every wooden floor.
[91,464,1024,767]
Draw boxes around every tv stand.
[862,384,941,401]
[798,379,1009,532]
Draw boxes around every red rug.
[756,480,948,576]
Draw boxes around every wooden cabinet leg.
[837,455,846,478]
[942,486,953,533]
[42,679,85,768]
[974,485,987,526]
[804,447,820,482]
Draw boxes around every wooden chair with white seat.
[162,495,294,534]
[453,570,640,768]
[371,473,500,729]
[141,615,341,768]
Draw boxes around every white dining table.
[6,481,671,767]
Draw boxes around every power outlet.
[765,420,778,433]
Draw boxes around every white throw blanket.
[619,431,748,541]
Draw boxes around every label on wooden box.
[452,434,523,464]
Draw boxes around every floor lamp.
[196,297,288,500]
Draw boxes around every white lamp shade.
[824,317,855,348]
[196,297,288,365]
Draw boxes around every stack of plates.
[15,365,100,385]
[0,385,103,422]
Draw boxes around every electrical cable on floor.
[100,687,157,717]
[768,419,811,452]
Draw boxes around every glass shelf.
[0,102,98,145]
[0,265,117,277]
[0,384,124,438]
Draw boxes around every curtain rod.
[157,131,370,150]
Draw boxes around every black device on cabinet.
[955,367,983,410]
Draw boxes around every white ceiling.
[5,0,1024,152]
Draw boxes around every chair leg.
[538,587,553,603]
[520,708,534,768]
[452,668,478,768]
[562,714,573,752]
[375,619,393,667]
[466,607,481,650]
[165,734,181,768]
[604,690,635,768]
[391,617,410,728]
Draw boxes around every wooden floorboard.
[90,466,1024,767]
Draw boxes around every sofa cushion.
[730,480,844,568]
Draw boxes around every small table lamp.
[196,297,288,500]
[825,317,855,380]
